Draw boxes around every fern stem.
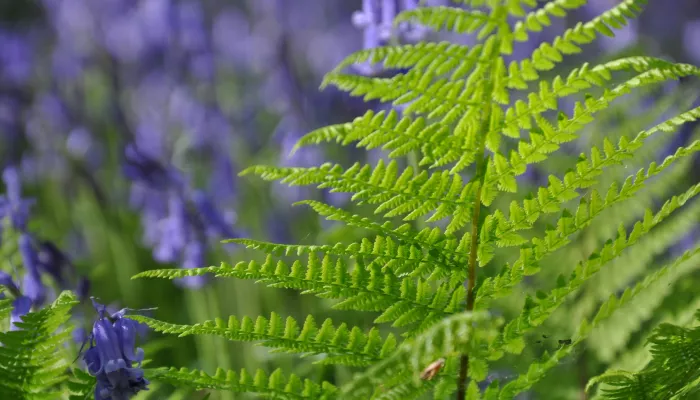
[456,48,493,395]
[457,173,483,400]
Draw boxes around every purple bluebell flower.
[378,0,397,42]
[0,271,32,331]
[176,1,207,54]
[0,271,19,294]
[0,29,33,85]
[191,190,236,239]
[83,300,149,400]
[122,144,181,191]
[10,296,32,331]
[18,233,46,306]
[0,166,34,230]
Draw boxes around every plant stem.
[456,175,483,400]
[456,70,493,398]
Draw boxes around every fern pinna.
[131,1,700,399]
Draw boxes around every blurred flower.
[18,233,46,306]
[83,299,149,400]
[123,144,237,289]
[10,296,32,331]
[0,166,34,230]
[0,29,33,85]
[684,19,700,64]
[0,165,89,310]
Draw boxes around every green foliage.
[0,291,78,399]
[131,1,700,399]
[144,366,338,399]
[129,313,397,367]
[587,310,700,399]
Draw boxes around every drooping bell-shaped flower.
[83,300,149,399]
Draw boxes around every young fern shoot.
[131,0,700,399]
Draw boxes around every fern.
[145,366,338,399]
[131,1,700,399]
[0,290,78,399]
[586,309,700,399]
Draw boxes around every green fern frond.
[0,290,12,322]
[482,181,700,360]
[66,368,96,400]
[394,7,502,38]
[311,57,693,179]
[339,311,498,400]
[588,206,700,363]
[480,105,700,256]
[0,291,78,399]
[130,313,396,367]
[511,0,588,40]
[509,0,646,73]
[227,235,457,278]
[145,367,338,399]
[294,200,471,274]
[476,136,700,308]
[133,257,463,333]
[587,309,700,399]
[498,245,700,399]
[242,159,479,233]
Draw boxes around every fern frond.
[0,291,78,399]
[476,137,700,307]
[324,42,483,81]
[66,368,96,400]
[339,311,498,400]
[567,191,700,362]
[588,205,700,362]
[130,313,396,367]
[133,257,463,332]
[479,105,700,258]
[312,58,694,177]
[294,200,471,276]
[511,0,588,36]
[508,0,647,79]
[394,7,501,38]
[482,63,700,196]
[498,245,700,399]
[228,235,457,279]
[0,290,12,321]
[243,159,482,234]
[483,181,700,359]
[145,367,338,399]
[587,309,700,399]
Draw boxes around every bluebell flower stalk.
[83,300,149,400]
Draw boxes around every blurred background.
[2,0,700,399]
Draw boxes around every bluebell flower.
[83,300,149,400]
[18,233,46,306]
[0,166,34,230]
[0,271,32,331]
[10,296,31,331]
[0,29,33,85]
[191,190,237,239]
